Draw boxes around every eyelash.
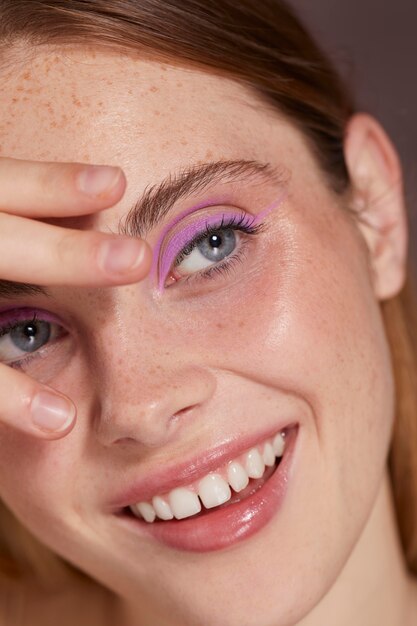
[170,213,266,286]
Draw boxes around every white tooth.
[133,502,156,523]
[227,461,249,492]
[168,487,201,520]
[152,496,174,520]
[273,433,285,457]
[198,473,231,509]
[262,442,276,467]
[245,448,265,479]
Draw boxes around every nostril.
[170,405,196,423]
[113,436,138,446]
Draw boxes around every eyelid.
[156,208,256,290]
[0,307,64,329]
[153,193,285,290]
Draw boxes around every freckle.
[180,139,188,146]
[12,97,18,103]
[216,322,224,329]
[22,70,31,80]
[50,120,57,128]
[205,150,213,159]
[153,110,160,116]
[16,85,24,92]
[176,82,183,88]
[149,85,158,93]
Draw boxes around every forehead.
[0,47,288,171]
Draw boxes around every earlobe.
[344,113,408,301]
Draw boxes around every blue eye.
[170,214,265,285]
[0,316,64,365]
[10,320,51,352]
[175,228,237,275]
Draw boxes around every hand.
[0,157,152,440]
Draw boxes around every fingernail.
[76,165,122,197]
[98,238,146,275]
[31,392,76,433]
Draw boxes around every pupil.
[210,234,222,248]
[24,324,37,338]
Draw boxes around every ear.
[344,113,408,300]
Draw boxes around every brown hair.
[0,0,416,582]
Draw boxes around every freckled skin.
[0,47,404,626]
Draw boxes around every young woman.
[0,1,416,624]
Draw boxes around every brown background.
[288,1,416,267]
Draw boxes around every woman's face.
[0,48,396,625]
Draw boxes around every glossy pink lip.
[108,423,298,510]
[116,427,298,552]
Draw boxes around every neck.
[298,470,417,626]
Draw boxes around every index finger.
[0,157,126,217]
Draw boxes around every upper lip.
[108,421,297,511]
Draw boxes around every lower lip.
[115,427,298,552]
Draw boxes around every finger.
[0,157,126,217]
[0,213,152,287]
[0,362,76,440]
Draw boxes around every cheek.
[0,410,88,544]
[166,204,394,480]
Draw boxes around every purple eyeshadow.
[0,307,61,328]
[157,211,240,289]
[150,198,228,280]
[153,192,287,290]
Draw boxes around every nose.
[93,356,216,449]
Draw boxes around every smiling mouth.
[116,425,298,551]
[123,430,288,523]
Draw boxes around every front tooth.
[168,487,201,520]
[227,461,249,492]
[245,448,265,478]
[262,442,276,466]
[133,502,156,523]
[273,433,285,457]
[152,496,174,520]
[198,473,231,509]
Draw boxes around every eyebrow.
[119,159,283,239]
[0,280,48,300]
[0,159,283,300]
